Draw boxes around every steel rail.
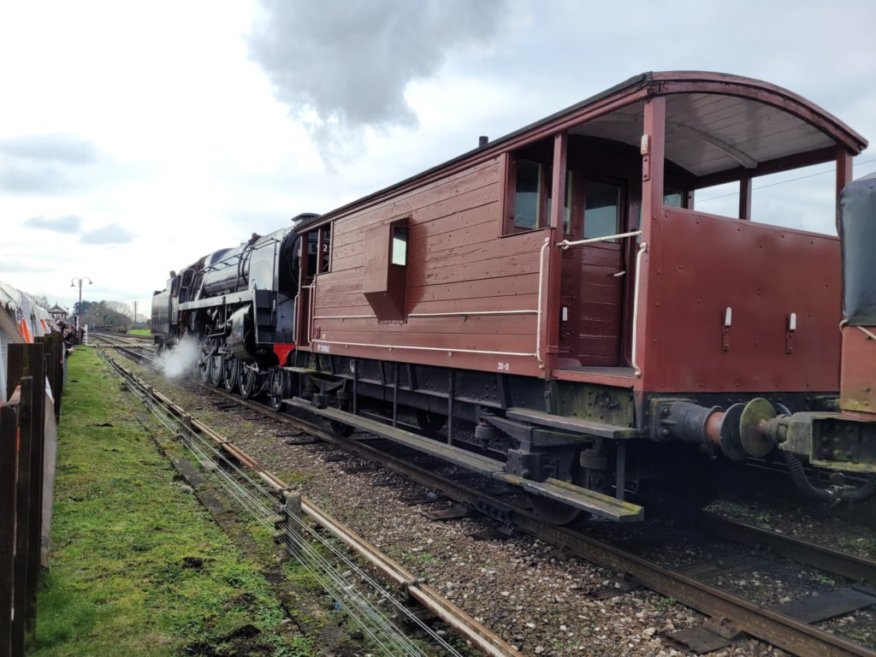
[109,348,876,657]
[103,354,439,657]
[100,350,520,657]
[195,385,875,657]
[697,511,876,585]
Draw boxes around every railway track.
[97,347,517,657]
[90,332,155,363]
[105,347,876,657]
[89,331,153,347]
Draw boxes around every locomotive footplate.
[285,397,643,522]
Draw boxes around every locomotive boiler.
[153,71,876,523]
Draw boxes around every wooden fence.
[0,333,65,657]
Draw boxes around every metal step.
[284,397,643,522]
[492,473,642,522]
[282,366,318,375]
[506,407,640,439]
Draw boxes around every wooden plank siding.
[331,160,502,245]
[308,156,546,377]
[576,242,624,366]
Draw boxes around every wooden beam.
[543,131,568,369]
[695,146,837,189]
[739,174,752,220]
[637,96,666,390]
[836,147,853,232]
[641,97,666,228]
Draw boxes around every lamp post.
[70,276,93,331]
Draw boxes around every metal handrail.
[557,230,642,250]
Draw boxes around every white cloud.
[0,0,873,314]
[24,214,83,233]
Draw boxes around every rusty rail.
[221,393,876,657]
[109,347,876,657]
[101,350,521,657]
[697,511,876,585]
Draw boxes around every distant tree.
[73,300,94,318]
[72,300,130,331]
[105,300,133,318]
[32,294,51,309]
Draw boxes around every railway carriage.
[153,72,876,523]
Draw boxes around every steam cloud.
[156,335,201,379]
[249,0,507,154]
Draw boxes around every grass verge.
[28,347,315,656]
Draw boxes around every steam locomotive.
[153,71,875,523]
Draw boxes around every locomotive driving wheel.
[237,363,259,399]
[209,354,224,387]
[198,349,212,383]
[222,357,239,393]
[267,370,285,410]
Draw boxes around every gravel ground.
[111,353,875,657]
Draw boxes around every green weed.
[28,348,315,656]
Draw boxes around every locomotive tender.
[153,71,876,523]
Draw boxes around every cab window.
[584,180,622,239]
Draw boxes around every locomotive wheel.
[209,355,224,387]
[223,357,239,393]
[194,348,211,383]
[267,370,284,410]
[199,352,212,383]
[238,364,259,399]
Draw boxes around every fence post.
[0,404,19,657]
[25,353,46,633]
[5,344,22,403]
[277,491,303,560]
[40,334,63,418]
[8,340,47,639]
[10,375,33,653]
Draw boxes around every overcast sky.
[2,0,875,318]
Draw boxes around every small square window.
[391,225,408,266]
[514,159,542,230]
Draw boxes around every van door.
[560,179,626,367]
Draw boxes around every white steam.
[156,335,201,379]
